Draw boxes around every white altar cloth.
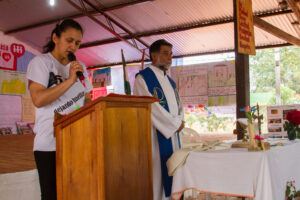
[0,169,40,200]
[171,139,300,200]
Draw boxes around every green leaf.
[286,186,291,197]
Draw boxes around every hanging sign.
[237,0,256,55]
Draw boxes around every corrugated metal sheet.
[141,23,235,56]
[0,0,76,30]
[0,0,299,67]
[109,0,234,32]
[252,0,279,12]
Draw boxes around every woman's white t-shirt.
[27,53,93,151]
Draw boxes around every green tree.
[185,114,198,128]
[250,48,275,93]
[280,47,300,93]
[199,114,230,132]
[268,86,300,105]
[250,46,300,105]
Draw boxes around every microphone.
[68,52,86,87]
[68,52,84,78]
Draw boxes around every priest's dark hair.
[43,19,83,53]
[149,39,173,61]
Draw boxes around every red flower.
[254,135,264,140]
[287,110,300,125]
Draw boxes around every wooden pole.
[234,0,250,140]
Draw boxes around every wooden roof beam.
[253,16,300,46]
[286,0,300,23]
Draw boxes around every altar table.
[171,139,300,200]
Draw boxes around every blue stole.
[138,67,178,197]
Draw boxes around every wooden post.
[234,0,250,140]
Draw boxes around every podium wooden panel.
[54,94,156,200]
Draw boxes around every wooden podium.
[54,94,156,200]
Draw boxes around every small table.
[171,139,300,200]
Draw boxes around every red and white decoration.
[0,43,25,71]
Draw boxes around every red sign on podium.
[91,87,107,100]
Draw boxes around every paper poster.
[207,62,236,88]
[171,65,208,97]
[171,61,236,106]
[208,86,236,96]
[0,70,28,95]
[267,104,300,138]
[181,96,208,106]
[22,95,35,122]
[0,43,25,71]
[0,95,22,133]
[17,50,36,72]
[208,95,236,106]
[92,68,111,87]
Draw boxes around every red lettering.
[240,41,250,50]
[239,33,250,42]
[239,21,249,29]
[239,26,252,37]
[239,1,248,17]
[0,44,9,51]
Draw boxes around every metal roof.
[0,0,299,68]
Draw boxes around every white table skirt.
[0,169,40,200]
[171,139,300,200]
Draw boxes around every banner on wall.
[171,61,236,106]
[21,95,35,122]
[0,95,22,133]
[0,70,28,95]
[0,43,25,71]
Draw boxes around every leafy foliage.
[250,47,300,105]
[184,113,233,133]
[250,48,275,93]
[280,47,300,93]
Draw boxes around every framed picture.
[16,122,34,134]
[0,127,13,135]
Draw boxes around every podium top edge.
[53,94,158,126]
[95,93,158,103]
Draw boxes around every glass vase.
[287,129,296,140]
[248,122,256,148]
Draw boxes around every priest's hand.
[177,120,185,132]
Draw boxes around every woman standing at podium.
[27,19,93,200]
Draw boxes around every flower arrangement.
[286,180,300,200]
[254,134,265,150]
[254,135,264,142]
[284,110,300,140]
[240,106,257,123]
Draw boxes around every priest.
[133,39,185,200]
